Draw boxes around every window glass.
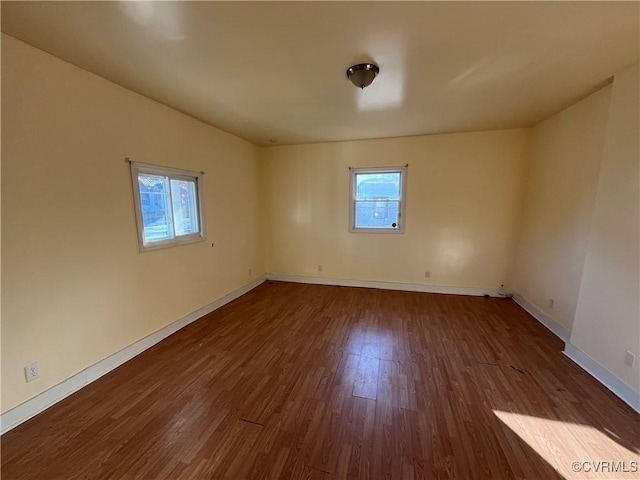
[350,168,406,232]
[131,162,205,251]
[138,174,172,243]
[355,172,401,229]
[170,179,199,236]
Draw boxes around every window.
[130,162,205,251]
[350,166,406,233]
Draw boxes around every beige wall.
[570,64,640,391]
[510,86,612,331]
[262,130,529,289]
[1,35,264,412]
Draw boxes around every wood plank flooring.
[2,281,639,479]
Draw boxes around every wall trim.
[563,343,640,414]
[266,273,505,297]
[0,275,267,435]
[512,292,571,342]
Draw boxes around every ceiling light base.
[346,63,379,89]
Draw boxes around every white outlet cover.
[624,351,635,367]
[25,362,40,382]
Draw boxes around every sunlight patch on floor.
[494,410,640,479]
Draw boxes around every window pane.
[355,173,401,201]
[354,171,401,229]
[355,200,400,228]
[138,174,173,243]
[170,179,199,236]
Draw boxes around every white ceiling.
[2,1,638,147]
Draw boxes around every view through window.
[131,162,205,251]
[350,167,406,232]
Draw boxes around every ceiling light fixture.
[346,63,379,90]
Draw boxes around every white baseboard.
[0,275,266,435]
[266,273,505,297]
[563,343,640,414]
[512,292,570,342]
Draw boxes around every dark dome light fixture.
[346,63,380,89]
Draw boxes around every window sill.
[139,235,206,253]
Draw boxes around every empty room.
[1,2,639,479]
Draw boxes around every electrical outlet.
[425,270,431,278]
[624,351,636,367]
[318,265,323,272]
[548,298,555,309]
[25,362,40,382]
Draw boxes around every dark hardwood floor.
[2,281,639,479]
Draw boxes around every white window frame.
[130,161,206,252]
[349,166,407,234]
